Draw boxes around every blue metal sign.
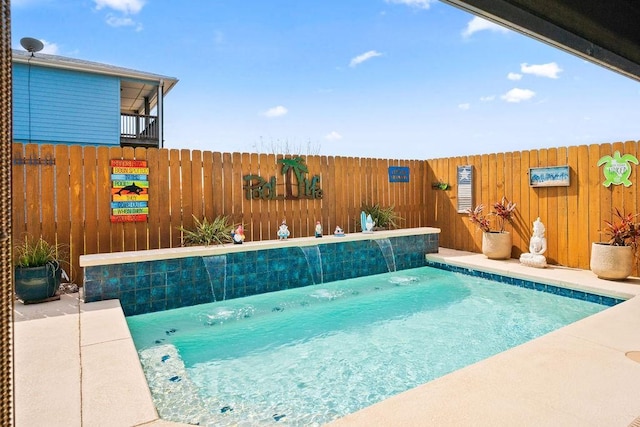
[388,166,410,183]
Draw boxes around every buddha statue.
[519,217,547,268]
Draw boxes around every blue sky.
[11,0,640,159]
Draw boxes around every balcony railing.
[120,113,159,148]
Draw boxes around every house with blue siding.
[12,49,178,148]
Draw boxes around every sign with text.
[110,159,148,222]
[388,166,409,183]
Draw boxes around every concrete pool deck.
[14,248,640,426]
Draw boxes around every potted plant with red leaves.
[590,208,640,280]
[467,197,517,260]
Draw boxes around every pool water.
[127,266,608,426]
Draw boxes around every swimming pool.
[127,266,611,426]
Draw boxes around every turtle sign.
[597,151,639,187]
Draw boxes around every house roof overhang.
[441,0,640,83]
[12,49,179,114]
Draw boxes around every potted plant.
[179,215,235,246]
[590,208,640,280]
[14,236,65,303]
[467,196,517,260]
[359,203,404,231]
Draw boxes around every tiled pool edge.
[80,228,440,316]
[425,259,626,306]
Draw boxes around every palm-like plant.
[179,215,235,246]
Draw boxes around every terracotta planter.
[482,231,512,260]
[590,242,633,280]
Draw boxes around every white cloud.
[262,106,288,118]
[325,131,343,141]
[501,88,536,103]
[520,62,562,79]
[480,95,495,102]
[349,50,382,68]
[458,103,470,110]
[462,16,509,38]
[106,15,134,27]
[507,72,522,81]
[40,40,59,55]
[94,0,144,14]
[385,0,435,9]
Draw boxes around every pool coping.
[14,247,640,426]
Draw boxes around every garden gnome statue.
[519,217,547,268]
[315,221,323,238]
[232,225,245,244]
[277,219,290,240]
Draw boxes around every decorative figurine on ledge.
[315,221,323,238]
[334,226,345,237]
[361,211,375,233]
[519,217,547,268]
[232,224,245,244]
[277,219,290,240]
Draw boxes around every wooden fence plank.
[555,147,568,266]
[39,145,56,246]
[169,149,182,247]
[68,145,85,282]
[191,150,203,221]
[157,149,171,249]
[180,149,194,235]
[545,148,559,265]
[83,146,98,255]
[24,144,40,238]
[54,145,71,270]
[145,148,160,250]
[202,151,214,222]
[11,144,26,245]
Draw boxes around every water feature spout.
[300,246,324,284]
[375,238,397,272]
[202,255,228,301]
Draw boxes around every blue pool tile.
[135,288,151,305]
[151,261,168,274]
[135,261,151,276]
[121,263,136,277]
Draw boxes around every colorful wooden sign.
[110,159,148,222]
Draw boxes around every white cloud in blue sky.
[507,72,522,81]
[349,50,383,68]
[385,0,435,9]
[262,106,288,118]
[462,16,510,38]
[94,0,144,14]
[501,88,536,103]
[325,131,343,141]
[521,62,563,78]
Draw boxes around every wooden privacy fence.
[425,139,640,275]
[12,143,428,283]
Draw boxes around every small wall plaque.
[388,166,409,183]
[529,165,570,187]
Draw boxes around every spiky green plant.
[360,203,403,230]
[15,236,62,268]
[179,215,235,246]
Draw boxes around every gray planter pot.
[482,231,512,260]
[590,242,633,280]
